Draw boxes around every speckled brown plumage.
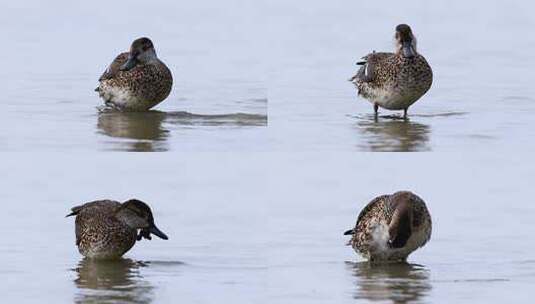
[69,200,136,259]
[345,191,432,262]
[96,37,173,111]
[67,199,168,260]
[350,24,433,117]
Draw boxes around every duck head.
[115,199,169,240]
[395,24,417,59]
[387,191,414,248]
[120,37,158,71]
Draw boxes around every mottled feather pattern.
[97,55,173,111]
[98,52,129,81]
[352,52,392,85]
[71,200,137,259]
[351,52,433,111]
[349,195,390,258]
[347,192,432,261]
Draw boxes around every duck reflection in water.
[97,110,169,152]
[73,258,154,304]
[97,110,267,151]
[347,261,431,304]
[356,115,431,152]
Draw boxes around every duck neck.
[388,206,413,248]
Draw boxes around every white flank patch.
[367,87,419,110]
[100,85,143,110]
[371,222,390,254]
[108,87,135,107]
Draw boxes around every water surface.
[266,153,534,303]
[0,154,268,303]
[1,0,535,303]
[0,153,533,302]
[1,0,269,151]
[267,0,535,151]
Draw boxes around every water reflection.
[347,261,431,304]
[73,258,154,304]
[97,111,169,152]
[355,116,431,152]
[97,110,267,152]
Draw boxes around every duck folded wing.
[350,52,392,84]
[66,200,120,217]
[98,52,129,81]
[66,200,121,246]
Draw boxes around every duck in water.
[350,24,433,118]
[67,199,168,259]
[344,191,432,262]
[95,37,173,111]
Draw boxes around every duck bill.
[401,42,416,58]
[150,225,169,240]
[120,55,138,71]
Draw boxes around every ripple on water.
[96,110,267,152]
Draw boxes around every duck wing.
[98,52,129,81]
[344,195,389,237]
[67,200,121,245]
[66,200,120,217]
[350,52,392,84]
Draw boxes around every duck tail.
[66,205,83,217]
[344,229,355,235]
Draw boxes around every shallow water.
[1,154,534,303]
[4,1,535,152]
[96,111,267,152]
[0,154,268,303]
[265,153,535,303]
[1,0,268,152]
[2,0,535,303]
[267,0,535,151]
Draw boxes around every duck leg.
[374,104,379,116]
[403,108,408,119]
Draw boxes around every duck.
[95,37,173,111]
[344,191,432,262]
[350,24,433,118]
[66,199,168,259]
